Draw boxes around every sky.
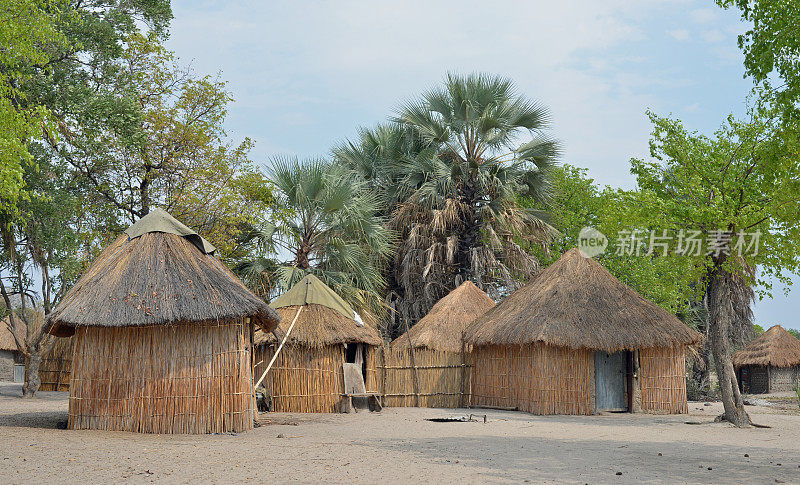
[166,0,797,330]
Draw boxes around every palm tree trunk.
[457,183,480,283]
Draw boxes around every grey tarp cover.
[270,274,354,319]
[124,207,216,254]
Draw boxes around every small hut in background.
[253,274,382,413]
[734,325,800,393]
[0,321,24,383]
[386,281,495,407]
[465,248,702,415]
[46,208,280,434]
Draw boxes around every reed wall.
[253,343,344,413]
[38,336,74,391]
[376,347,470,408]
[69,319,253,434]
[638,346,688,414]
[471,343,594,415]
[365,346,380,394]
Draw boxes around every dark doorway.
[345,343,367,382]
[595,351,628,411]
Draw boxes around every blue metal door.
[13,364,24,383]
[595,351,627,411]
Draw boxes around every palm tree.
[336,73,559,331]
[235,157,392,323]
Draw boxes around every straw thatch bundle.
[465,248,702,351]
[733,325,800,368]
[391,281,495,352]
[46,208,279,337]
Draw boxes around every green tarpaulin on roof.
[270,274,354,320]
[124,207,216,254]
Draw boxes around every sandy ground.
[1,382,799,484]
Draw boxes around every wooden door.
[595,351,627,411]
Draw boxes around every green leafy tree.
[628,109,800,427]
[718,0,800,116]
[0,0,68,214]
[236,157,392,324]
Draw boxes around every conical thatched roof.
[464,248,702,352]
[733,325,800,368]
[391,281,495,352]
[255,275,382,348]
[46,209,280,337]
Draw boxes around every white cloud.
[689,8,718,24]
[684,102,700,112]
[668,29,691,41]
[703,29,725,43]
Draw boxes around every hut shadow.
[362,434,800,483]
[0,411,68,429]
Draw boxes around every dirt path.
[1,382,798,484]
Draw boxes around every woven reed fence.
[376,346,471,408]
[69,319,253,434]
[638,346,688,414]
[471,343,593,415]
[38,336,74,391]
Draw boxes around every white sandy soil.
[0,382,799,484]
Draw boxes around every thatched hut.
[0,320,24,383]
[253,274,382,413]
[734,325,800,393]
[46,208,280,434]
[464,248,702,415]
[386,281,495,407]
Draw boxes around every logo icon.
[577,227,608,258]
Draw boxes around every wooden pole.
[381,344,387,401]
[249,318,255,423]
[254,306,303,390]
[460,332,467,408]
[403,317,420,407]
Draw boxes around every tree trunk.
[456,206,480,283]
[22,352,41,398]
[707,265,750,427]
